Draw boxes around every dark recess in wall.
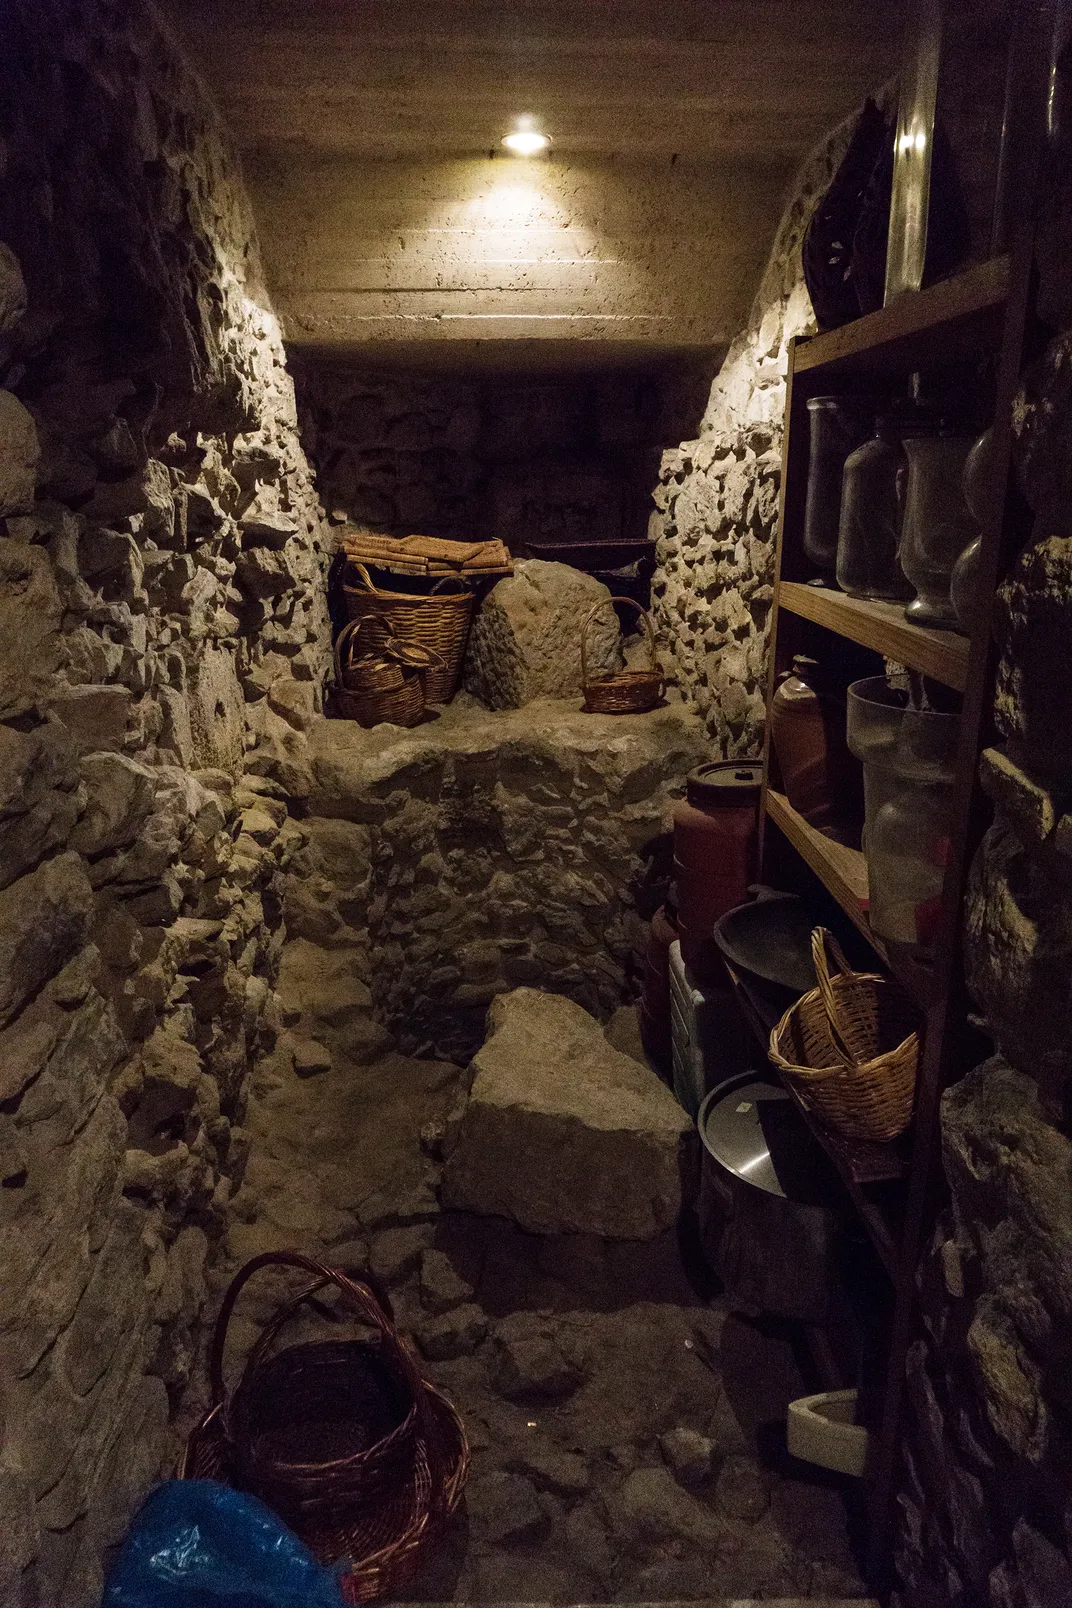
[293,356,715,555]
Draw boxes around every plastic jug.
[769,655,860,841]
[673,763,761,981]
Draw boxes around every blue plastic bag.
[102,1480,347,1608]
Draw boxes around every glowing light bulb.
[502,118,550,156]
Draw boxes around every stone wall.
[282,697,709,1064]
[294,357,712,553]
[892,124,1072,1606]
[648,113,872,756]
[0,2,331,1600]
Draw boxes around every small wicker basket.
[768,927,920,1142]
[342,561,475,704]
[179,1250,469,1605]
[333,620,440,729]
[580,596,664,714]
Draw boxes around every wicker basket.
[768,928,920,1142]
[333,620,441,729]
[342,561,475,704]
[179,1250,469,1604]
[580,596,665,714]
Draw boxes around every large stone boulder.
[463,559,622,709]
[441,988,692,1238]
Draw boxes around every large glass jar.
[803,396,872,573]
[846,675,960,959]
[835,419,910,600]
[899,432,978,629]
[867,784,954,953]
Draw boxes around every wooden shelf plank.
[778,582,970,691]
[765,789,870,935]
[793,255,1010,379]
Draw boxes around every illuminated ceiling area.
[169,1,903,362]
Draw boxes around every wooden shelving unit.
[778,583,970,692]
[744,91,1048,1575]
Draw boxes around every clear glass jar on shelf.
[899,431,978,630]
[835,417,910,601]
[803,395,873,574]
[866,782,953,954]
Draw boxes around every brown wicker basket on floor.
[768,927,920,1142]
[179,1250,469,1604]
[333,620,441,729]
[580,596,664,714]
[342,561,475,704]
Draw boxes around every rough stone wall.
[0,2,331,1600]
[648,115,862,756]
[294,358,712,553]
[282,699,710,1064]
[892,163,1072,1605]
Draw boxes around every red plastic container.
[674,763,762,981]
[638,903,678,1072]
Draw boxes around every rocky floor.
[194,992,871,1605]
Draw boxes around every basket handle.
[346,560,380,595]
[207,1250,448,1510]
[810,926,860,1067]
[333,618,367,685]
[579,596,657,685]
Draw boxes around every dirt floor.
[198,1012,870,1602]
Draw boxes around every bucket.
[696,1074,841,1323]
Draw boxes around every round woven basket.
[333,620,441,729]
[580,596,664,714]
[179,1251,469,1604]
[342,561,475,704]
[768,928,920,1142]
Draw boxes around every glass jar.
[866,783,953,954]
[846,676,960,958]
[803,396,872,573]
[835,419,910,600]
[899,432,978,629]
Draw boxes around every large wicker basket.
[342,561,475,704]
[179,1251,469,1604]
[580,596,664,714]
[768,928,920,1142]
[332,620,439,729]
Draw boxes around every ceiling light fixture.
[502,117,550,156]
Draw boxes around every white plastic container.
[670,940,733,1120]
[787,1389,871,1476]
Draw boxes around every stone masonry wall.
[0,3,332,1601]
[648,114,863,756]
[282,698,710,1065]
[892,107,1072,1607]
[294,358,712,556]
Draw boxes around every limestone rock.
[660,1426,715,1488]
[489,1311,583,1402]
[418,1248,473,1315]
[0,723,80,891]
[441,988,693,1238]
[508,1443,591,1499]
[0,243,28,333]
[369,1223,435,1287]
[0,542,62,718]
[713,1453,770,1521]
[70,753,156,857]
[462,560,622,709]
[615,1465,726,1551]
[291,1036,333,1078]
[992,533,1072,778]
[413,1302,488,1361]
[466,1471,551,1546]
[46,685,132,755]
[0,391,39,515]
[276,939,373,1030]
[0,854,94,1027]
